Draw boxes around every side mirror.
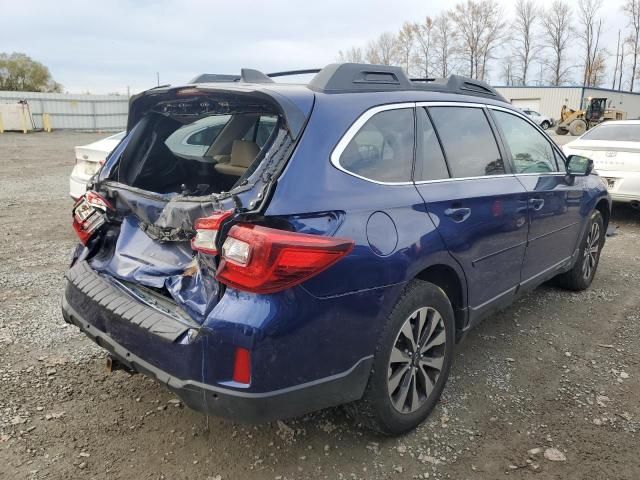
[566,155,594,176]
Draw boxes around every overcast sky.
[0,0,628,94]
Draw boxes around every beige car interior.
[205,114,264,177]
[215,140,260,176]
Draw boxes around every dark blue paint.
[66,83,610,402]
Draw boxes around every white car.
[521,109,554,130]
[70,132,125,199]
[563,120,640,208]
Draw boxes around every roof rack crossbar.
[267,69,322,78]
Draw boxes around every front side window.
[429,106,505,178]
[492,110,558,174]
[339,108,414,182]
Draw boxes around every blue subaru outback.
[62,63,610,434]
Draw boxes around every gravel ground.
[0,131,639,480]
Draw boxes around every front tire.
[541,120,550,130]
[569,119,587,136]
[554,210,604,291]
[345,280,455,435]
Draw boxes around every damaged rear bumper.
[61,261,372,422]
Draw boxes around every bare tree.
[451,0,506,80]
[412,17,435,78]
[540,0,572,85]
[576,0,605,87]
[590,51,608,86]
[396,22,415,73]
[337,46,364,63]
[500,52,517,86]
[623,0,640,91]
[365,32,398,65]
[513,0,539,85]
[433,13,456,77]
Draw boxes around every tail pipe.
[630,200,640,210]
[106,354,136,374]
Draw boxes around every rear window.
[581,124,640,142]
[429,106,505,178]
[339,108,414,182]
[113,95,284,195]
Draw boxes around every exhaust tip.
[630,200,640,210]
[106,355,135,374]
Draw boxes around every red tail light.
[232,347,251,384]
[216,225,354,294]
[191,210,233,255]
[72,191,113,245]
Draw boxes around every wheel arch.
[595,198,610,230]
[414,264,467,337]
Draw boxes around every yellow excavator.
[555,97,626,136]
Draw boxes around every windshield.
[581,124,640,142]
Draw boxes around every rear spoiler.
[126,85,314,140]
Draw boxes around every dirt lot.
[1,131,639,480]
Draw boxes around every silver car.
[521,109,554,130]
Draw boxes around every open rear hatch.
[71,84,314,323]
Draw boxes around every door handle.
[444,207,471,222]
[529,198,545,211]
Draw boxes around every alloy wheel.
[582,221,601,280]
[387,307,446,413]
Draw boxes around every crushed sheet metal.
[90,216,219,323]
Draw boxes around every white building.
[495,86,640,123]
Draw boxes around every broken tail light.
[191,210,233,255]
[216,225,354,294]
[72,191,113,245]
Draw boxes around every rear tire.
[554,210,604,291]
[569,119,587,136]
[556,127,568,135]
[541,120,550,130]
[345,280,455,435]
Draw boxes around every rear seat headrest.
[230,140,260,167]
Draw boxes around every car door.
[413,104,529,322]
[489,107,584,287]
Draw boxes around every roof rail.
[267,69,322,78]
[308,63,413,93]
[189,63,506,101]
[307,63,506,100]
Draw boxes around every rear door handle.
[529,198,545,211]
[444,207,471,222]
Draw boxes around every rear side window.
[492,110,558,173]
[186,124,225,146]
[339,108,414,182]
[429,107,505,177]
[415,108,449,181]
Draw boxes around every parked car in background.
[70,132,124,199]
[63,63,610,435]
[563,120,640,209]
[521,108,554,130]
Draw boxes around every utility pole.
[613,30,621,90]
[156,72,160,86]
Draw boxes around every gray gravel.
[0,131,639,480]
